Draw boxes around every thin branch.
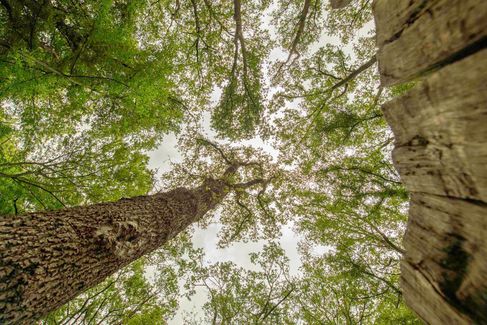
[203,0,233,37]
[320,55,377,94]
[116,292,157,324]
[352,261,402,295]
[190,0,201,67]
[323,166,401,185]
[282,0,311,67]
[12,178,47,210]
[310,66,340,80]
[13,177,66,207]
[232,178,265,189]
[233,0,258,108]
[20,51,129,87]
[343,112,383,142]
[228,194,254,242]
[366,221,405,255]
[197,138,233,165]
[60,276,119,325]
[260,286,295,322]
[13,198,18,215]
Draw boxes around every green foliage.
[297,256,420,324]
[190,243,296,324]
[0,0,188,211]
[0,0,421,323]
[212,55,265,140]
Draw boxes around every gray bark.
[374,0,487,86]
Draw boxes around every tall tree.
[0,1,423,323]
[0,139,274,323]
[0,0,273,322]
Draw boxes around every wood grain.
[383,49,487,201]
[376,0,487,86]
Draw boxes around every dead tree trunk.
[373,0,487,323]
[0,178,228,324]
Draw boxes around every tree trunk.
[0,178,229,324]
[374,0,487,323]
[330,0,352,9]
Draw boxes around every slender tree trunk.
[0,178,229,324]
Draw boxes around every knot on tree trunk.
[94,221,140,258]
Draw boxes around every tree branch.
[232,178,266,189]
[323,55,377,94]
[190,0,201,67]
[285,0,311,65]
[197,138,233,165]
[260,286,295,322]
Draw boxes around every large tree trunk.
[374,0,487,323]
[0,178,229,324]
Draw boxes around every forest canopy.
[0,0,420,323]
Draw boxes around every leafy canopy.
[0,0,420,323]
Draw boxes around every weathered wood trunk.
[373,0,487,323]
[0,178,228,324]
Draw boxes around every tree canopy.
[0,0,420,323]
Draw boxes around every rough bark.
[0,178,229,324]
[374,0,487,86]
[401,194,487,324]
[375,0,487,323]
[383,49,487,202]
[373,0,432,47]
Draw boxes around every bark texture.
[0,178,229,324]
[374,0,487,323]
[330,0,352,9]
[383,49,487,202]
[374,0,487,86]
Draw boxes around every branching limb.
[196,138,233,165]
[282,0,311,67]
[320,55,377,95]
